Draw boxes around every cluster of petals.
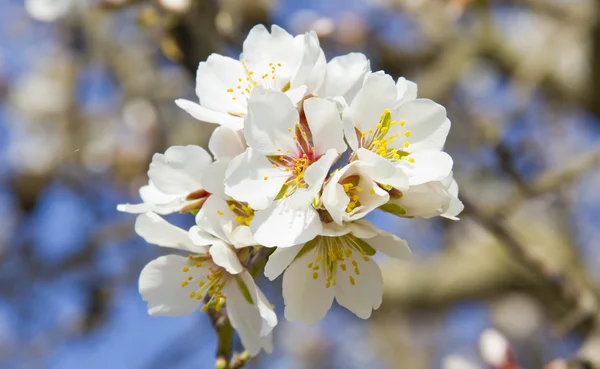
[119,24,462,356]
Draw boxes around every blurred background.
[1,0,600,368]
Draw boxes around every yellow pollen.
[352,260,358,267]
[189,291,196,298]
[312,265,319,270]
[217,210,224,216]
[181,281,189,287]
[363,256,370,261]
[370,188,375,194]
[340,264,347,271]
[264,176,268,180]
[313,272,319,280]
[311,147,315,152]
[308,262,313,268]
[288,128,292,132]
[238,78,242,82]
[408,157,415,163]
[199,281,205,287]
[355,268,360,275]
[229,204,236,210]
[232,97,237,100]
[403,142,410,148]
[182,266,189,272]
[326,281,331,288]
[400,120,406,126]
[277,63,282,66]
[405,130,411,137]
[272,164,277,168]
[201,304,209,312]
[349,276,356,285]
[226,88,233,93]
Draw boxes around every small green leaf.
[235,275,254,305]
[294,237,320,261]
[379,203,407,216]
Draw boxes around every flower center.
[180,254,228,311]
[226,199,255,227]
[340,175,363,213]
[225,60,288,103]
[301,234,376,288]
[358,109,415,164]
[267,120,320,198]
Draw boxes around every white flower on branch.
[175,24,370,130]
[343,72,454,188]
[264,221,411,324]
[225,88,346,247]
[117,145,212,215]
[136,212,277,356]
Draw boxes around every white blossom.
[136,212,276,356]
[175,24,325,130]
[321,157,393,224]
[225,88,346,247]
[117,145,212,215]
[385,172,464,220]
[263,221,411,324]
[343,72,454,188]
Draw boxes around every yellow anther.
[201,304,209,312]
[277,63,282,66]
[391,121,397,125]
[400,120,406,126]
[264,176,268,180]
[355,187,363,192]
[363,256,370,262]
[312,272,319,280]
[198,280,205,287]
[354,268,360,275]
[187,276,193,281]
[229,204,236,210]
[352,260,358,267]
[408,157,415,163]
[272,164,277,168]
[326,281,331,288]
[237,85,241,89]
[232,97,237,100]
[370,188,375,194]
[308,262,313,268]
[182,266,189,272]
[195,263,202,268]
[226,88,233,93]
[286,149,291,153]
[189,291,196,299]
[312,265,319,270]
[277,148,282,152]
[403,142,410,148]
[340,264,347,271]
[361,131,367,137]
[217,210,224,216]
[349,276,356,285]
[311,147,315,152]
[181,281,189,287]
[405,130,411,137]
[368,128,373,134]
[288,127,292,132]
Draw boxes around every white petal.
[319,53,370,102]
[368,230,412,260]
[229,225,256,249]
[195,195,232,242]
[188,225,220,246]
[303,97,346,154]
[334,253,383,319]
[209,241,244,274]
[322,180,350,225]
[347,72,397,133]
[392,181,451,218]
[398,151,453,186]
[201,160,228,198]
[135,212,200,252]
[209,126,247,159]
[224,272,273,356]
[175,99,243,130]
[251,199,322,248]
[282,249,334,325]
[148,145,211,196]
[291,31,322,90]
[395,77,417,105]
[244,88,299,156]
[392,99,449,152]
[264,245,303,280]
[354,148,403,186]
[195,54,247,114]
[224,148,289,210]
[140,183,179,205]
[240,271,278,335]
[284,85,308,105]
[139,255,203,316]
[304,49,327,93]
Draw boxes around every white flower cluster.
[119,24,463,356]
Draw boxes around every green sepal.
[235,275,255,305]
[379,203,408,216]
